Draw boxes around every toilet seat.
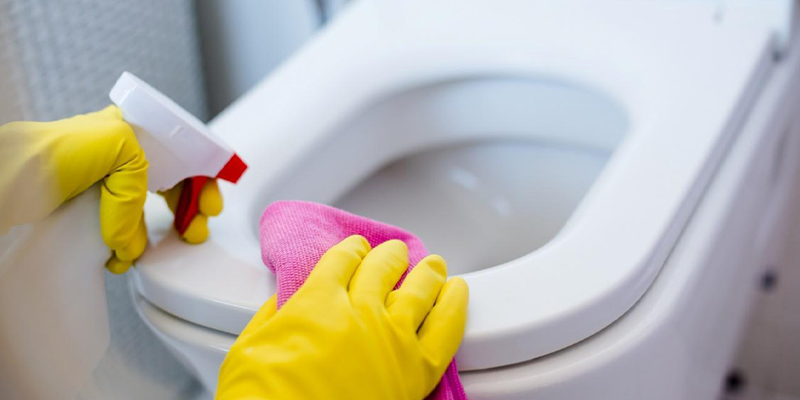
[133,0,776,371]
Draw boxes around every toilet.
[126,1,800,399]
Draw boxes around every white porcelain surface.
[731,116,800,398]
[133,0,775,370]
[133,290,230,394]
[0,188,110,400]
[132,287,229,395]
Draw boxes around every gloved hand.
[216,235,469,400]
[0,106,222,273]
[160,178,223,244]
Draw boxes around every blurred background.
[0,0,350,125]
[1,1,799,400]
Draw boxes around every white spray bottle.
[109,72,247,233]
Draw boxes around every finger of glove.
[348,240,408,305]
[199,179,223,217]
[181,214,209,244]
[98,131,149,250]
[237,294,278,341]
[46,106,146,250]
[114,215,147,261]
[105,255,133,275]
[159,181,183,214]
[305,235,370,290]
[386,254,447,330]
[54,106,131,201]
[418,277,469,368]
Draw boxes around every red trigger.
[173,153,247,235]
[174,176,208,235]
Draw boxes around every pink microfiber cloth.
[260,200,467,400]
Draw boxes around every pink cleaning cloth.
[260,200,468,400]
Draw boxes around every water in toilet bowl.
[335,140,609,274]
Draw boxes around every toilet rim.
[133,0,776,371]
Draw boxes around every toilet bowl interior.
[336,141,608,274]
[253,77,628,273]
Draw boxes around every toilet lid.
[132,0,777,371]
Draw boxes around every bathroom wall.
[0,6,25,125]
[0,0,208,124]
[195,0,319,118]
[194,0,361,118]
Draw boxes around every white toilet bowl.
[129,1,800,399]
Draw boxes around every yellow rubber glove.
[0,106,147,273]
[160,179,223,244]
[0,106,222,273]
[216,235,469,400]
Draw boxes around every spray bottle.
[109,71,247,233]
